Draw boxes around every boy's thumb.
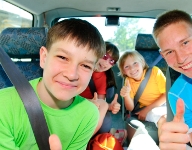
[93,92,98,101]
[49,134,62,150]
[112,94,118,103]
[173,98,185,123]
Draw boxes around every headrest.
[0,27,47,58]
[135,34,159,51]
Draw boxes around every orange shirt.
[125,66,166,108]
[80,71,107,99]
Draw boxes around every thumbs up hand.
[159,98,190,150]
[120,79,131,97]
[109,94,121,114]
[49,134,62,150]
[90,92,100,109]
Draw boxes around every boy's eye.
[58,56,67,60]
[125,66,129,69]
[133,62,138,65]
[82,64,92,70]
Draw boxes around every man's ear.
[39,46,48,69]
[159,51,165,59]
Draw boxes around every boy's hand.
[49,134,62,150]
[159,99,190,150]
[90,92,100,109]
[109,94,120,114]
[120,79,131,97]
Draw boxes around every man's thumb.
[173,98,185,122]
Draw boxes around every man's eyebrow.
[160,49,171,54]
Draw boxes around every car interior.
[0,0,191,148]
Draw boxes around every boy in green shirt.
[0,18,105,150]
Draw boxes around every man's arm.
[158,99,190,150]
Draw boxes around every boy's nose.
[64,65,79,81]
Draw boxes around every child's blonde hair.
[118,50,149,78]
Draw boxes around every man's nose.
[176,50,187,65]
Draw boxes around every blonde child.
[119,50,166,126]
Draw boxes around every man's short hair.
[153,10,192,40]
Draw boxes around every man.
[153,10,192,150]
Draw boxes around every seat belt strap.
[132,68,152,112]
[0,47,50,150]
[88,77,97,97]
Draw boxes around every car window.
[0,0,33,33]
[58,17,156,54]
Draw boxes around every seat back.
[135,33,167,74]
[0,27,47,89]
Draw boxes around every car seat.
[0,27,47,89]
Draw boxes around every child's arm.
[135,93,166,120]
[90,92,109,135]
[120,79,134,111]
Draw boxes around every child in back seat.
[118,50,166,127]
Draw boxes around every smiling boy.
[0,18,105,149]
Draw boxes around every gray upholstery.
[135,33,167,74]
[0,27,46,88]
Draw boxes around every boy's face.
[156,21,192,78]
[123,56,144,81]
[39,39,97,107]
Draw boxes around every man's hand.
[120,79,131,97]
[159,98,190,150]
[49,134,62,150]
[109,94,120,114]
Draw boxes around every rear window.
[58,17,156,54]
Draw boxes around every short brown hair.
[46,18,105,59]
[153,10,192,40]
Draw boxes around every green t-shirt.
[0,78,99,150]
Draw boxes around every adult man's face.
[156,21,192,78]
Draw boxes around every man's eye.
[133,62,137,65]
[165,50,173,56]
[183,41,189,45]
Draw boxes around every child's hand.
[49,134,62,150]
[120,79,131,97]
[159,98,190,150]
[135,107,149,121]
[90,92,100,109]
[109,94,120,114]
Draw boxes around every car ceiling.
[5,0,192,18]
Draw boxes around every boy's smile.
[38,39,97,108]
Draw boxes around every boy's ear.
[39,46,48,69]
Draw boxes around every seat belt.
[131,68,152,113]
[0,47,50,150]
[88,77,97,97]
[132,54,163,113]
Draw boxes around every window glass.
[58,17,156,54]
[0,0,33,33]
